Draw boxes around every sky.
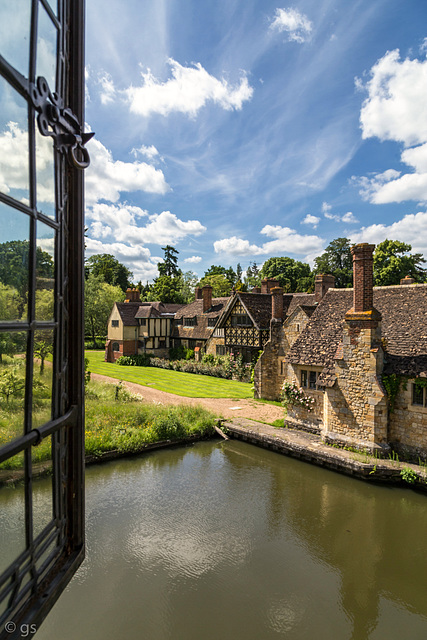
[83,0,426,281]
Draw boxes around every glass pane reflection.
[0,205,30,322]
[33,329,54,429]
[36,222,55,321]
[0,331,28,443]
[32,439,54,541]
[0,470,26,577]
[36,126,56,218]
[0,76,29,202]
[37,4,58,91]
[0,0,32,77]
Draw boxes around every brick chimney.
[345,243,381,323]
[202,285,213,313]
[195,286,203,299]
[261,278,280,294]
[271,287,284,321]
[400,275,415,285]
[251,286,261,293]
[125,287,132,302]
[314,274,335,302]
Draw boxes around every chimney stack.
[261,278,280,294]
[314,274,335,302]
[202,285,213,313]
[345,243,381,323]
[195,286,203,299]
[271,287,284,321]
[251,286,261,293]
[400,275,415,285]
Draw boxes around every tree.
[84,274,125,346]
[373,240,427,286]
[149,275,185,304]
[0,283,21,321]
[179,271,198,304]
[260,257,312,292]
[245,261,261,289]
[34,334,53,375]
[313,238,353,288]
[86,254,133,292]
[35,288,54,320]
[198,274,232,297]
[158,245,181,278]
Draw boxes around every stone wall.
[324,321,388,453]
[205,335,226,356]
[388,380,427,460]
[254,320,287,400]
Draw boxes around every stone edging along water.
[2,420,427,492]
[220,418,427,493]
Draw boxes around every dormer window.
[231,314,252,327]
[184,317,197,327]
[207,317,217,327]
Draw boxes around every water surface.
[5,440,427,640]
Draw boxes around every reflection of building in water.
[262,449,427,638]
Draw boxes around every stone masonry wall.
[284,364,324,433]
[388,380,427,460]
[254,320,287,400]
[324,322,388,451]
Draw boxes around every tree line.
[1,237,425,351]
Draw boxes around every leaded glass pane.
[0,76,30,202]
[33,329,54,428]
[0,468,26,576]
[36,125,56,218]
[0,0,32,77]
[37,3,58,91]
[0,205,30,322]
[0,331,28,440]
[36,222,55,321]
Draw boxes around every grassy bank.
[0,379,218,474]
[85,350,253,399]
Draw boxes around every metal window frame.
[0,0,87,636]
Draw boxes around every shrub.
[116,354,151,367]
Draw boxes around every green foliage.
[382,374,407,413]
[158,245,181,278]
[313,238,353,288]
[117,354,152,367]
[198,273,232,297]
[373,239,426,286]
[260,256,312,292]
[400,466,417,484]
[86,253,133,291]
[84,357,91,387]
[149,274,185,304]
[0,367,25,403]
[0,283,21,321]
[244,261,261,289]
[35,288,54,321]
[84,273,124,345]
[179,270,198,303]
[169,344,187,360]
[34,334,53,375]
[281,380,314,411]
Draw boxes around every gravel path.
[91,373,284,423]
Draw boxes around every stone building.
[254,243,427,459]
[105,288,184,361]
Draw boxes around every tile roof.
[173,297,229,341]
[115,302,140,326]
[134,302,184,319]
[287,284,427,380]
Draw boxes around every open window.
[0,1,88,636]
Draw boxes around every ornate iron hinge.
[31,76,94,170]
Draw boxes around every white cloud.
[124,58,253,118]
[214,225,323,258]
[341,211,358,223]
[321,202,332,214]
[85,237,158,282]
[184,256,202,264]
[302,214,320,228]
[355,50,427,205]
[131,145,160,161]
[85,137,169,205]
[350,210,427,259]
[359,50,427,147]
[86,203,206,246]
[98,71,116,105]
[421,38,427,57]
[270,8,312,43]
[0,122,29,196]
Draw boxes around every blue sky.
[82,0,427,283]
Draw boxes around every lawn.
[85,351,253,399]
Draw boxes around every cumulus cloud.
[124,58,253,118]
[131,145,160,161]
[98,71,116,105]
[86,203,206,246]
[350,210,427,258]
[184,256,202,264]
[85,137,169,205]
[270,8,312,43]
[302,214,320,228]
[85,237,159,282]
[355,49,427,204]
[214,225,323,258]
[322,202,358,223]
[341,211,358,223]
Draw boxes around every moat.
[6,440,427,640]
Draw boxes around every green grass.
[85,350,253,399]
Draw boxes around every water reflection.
[14,442,427,640]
